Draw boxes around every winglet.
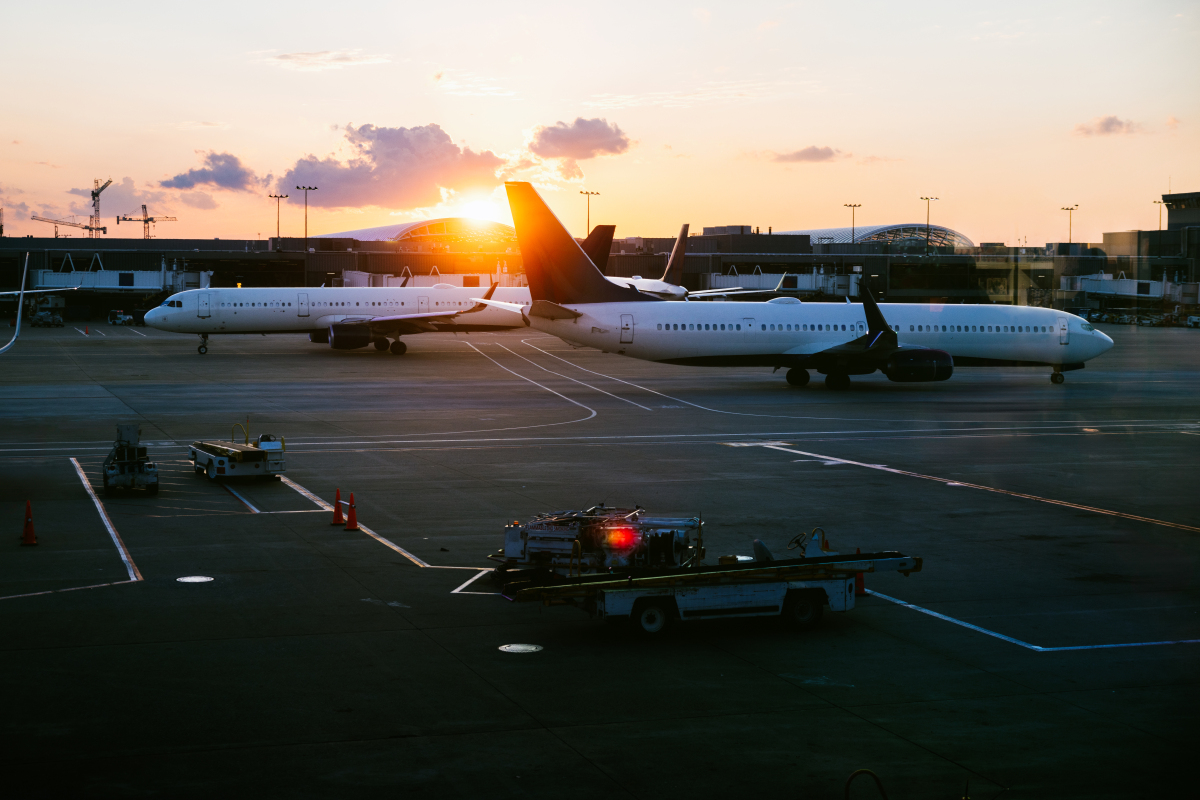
[464,282,499,314]
[660,224,689,284]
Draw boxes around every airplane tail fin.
[579,225,615,272]
[504,182,652,305]
[660,224,689,284]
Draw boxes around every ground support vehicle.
[102,424,159,494]
[108,310,133,326]
[501,550,922,635]
[190,428,286,480]
[29,311,64,328]
[489,504,703,579]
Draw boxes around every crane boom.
[116,204,177,239]
[31,215,108,237]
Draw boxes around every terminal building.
[0,194,1196,321]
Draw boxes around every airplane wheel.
[785,368,810,387]
[390,340,407,355]
[373,339,388,351]
[1051,372,1065,385]
[825,373,851,390]
[197,345,208,355]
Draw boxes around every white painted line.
[127,328,146,337]
[279,476,332,510]
[755,444,1200,534]
[354,522,433,568]
[223,484,260,513]
[0,579,139,602]
[866,589,1200,652]
[74,328,88,336]
[496,343,653,411]
[69,457,143,582]
[92,329,106,336]
[466,343,597,421]
[451,569,498,594]
[260,509,327,514]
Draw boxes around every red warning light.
[606,528,638,550]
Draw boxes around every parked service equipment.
[490,504,703,580]
[190,423,286,480]
[29,311,64,328]
[108,310,133,326]
[103,424,159,494]
[502,545,922,635]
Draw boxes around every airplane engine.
[328,324,371,350]
[309,330,329,344]
[884,349,954,382]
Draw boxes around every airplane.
[471,182,1114,387]
[141,221,676,355]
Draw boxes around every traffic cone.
[854,547,866,596]
[84,325,88,335]
[20,500,36,546]
[344,493,359,531]
[330,488,344,525]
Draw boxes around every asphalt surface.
[1,322,1197,799]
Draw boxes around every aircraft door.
[620,314,634,343]
[197,293,210,319]
[1057,316,1070,344]
[743,317,755,334]
[298,293,309,317]
[419,296,429,313]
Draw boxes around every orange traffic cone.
[330,489,344,525]
[344,493,359,531]
[84,325,89,335]
[20,500,36,546]
[854,547,866,596]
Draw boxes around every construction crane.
[117,204,177,239]
[89,178,112,238]
[31,215,107,238]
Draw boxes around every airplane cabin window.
[736,324,741,330]
[910,325,915,331]
[657,324,662,330]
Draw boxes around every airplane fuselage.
[523,299,1113,369]
[145,285,533,335]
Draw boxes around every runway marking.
[73,328,88,336]
[866,590,1200,652]
[751,443,1200,534]
[0,579,139,602]
[279,476,481,571]
[126,328,147,337]
[496,344,653,411]
[223,484,260,513]
[451,570,499,595]
[69,457,143,582]
[467,343,597,422]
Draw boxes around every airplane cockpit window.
[1081,323,1094,332]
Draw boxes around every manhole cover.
[499,644,543,653]
[177,576,214,583]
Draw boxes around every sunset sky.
[2,1,1196,245]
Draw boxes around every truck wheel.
[785,591,824,630]
[634,601,672,635]
[206,461,217,480]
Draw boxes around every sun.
[455,198,510,225]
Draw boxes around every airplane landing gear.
[373,338,389,352]
[785,368,810,387]
[825,373,851,390]
[389,340,407,355]
[198,334,208,355]
[1051,371,1065,384]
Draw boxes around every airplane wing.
[0,287,78,296]
[0,256,30,356]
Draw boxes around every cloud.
[529,118,631,160]
[275,123,504,208]
[68,177,168,219]
[268,50,389,72]
[0,185,30,219]
[32,161,61,168]
[1074,115,1139,136]
[556,159,583,181]
[1167,115,1182,130]
[772,146,843,163]
[179,191,218,210]
[161,152,260,191]
[432,70,516,97]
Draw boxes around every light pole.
[579,190,599,234]
[268,193,288,240]
[920,197,939,248]
[843,203,861,244]
[296,186,317,254]
[1153,199,1164,232]
[1061,204,1078,244]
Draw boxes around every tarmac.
[1,322,1197,799]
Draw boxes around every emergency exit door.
[620,314,634,343]
[197,293,210,318]
[297,292,309,317]
[419,296,429,313]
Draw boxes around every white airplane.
[473,182,1114,387]
[144,282,533,354]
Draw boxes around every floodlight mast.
[919,197,939,248]
[844,204,861,244]
[297,186,317,255]
[269,193,289,239]
[1061,204,1079,244]
[1153,199,1164,232]
[579,190,599,234]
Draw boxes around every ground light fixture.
[499,644,543,653]
[176,576,214,583]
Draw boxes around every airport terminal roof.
[778,223,974,248]
[316,217,516,243]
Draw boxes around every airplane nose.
[1099,330,1114,352]
[144,307,164,328]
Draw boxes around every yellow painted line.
[755,444,1200,534]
